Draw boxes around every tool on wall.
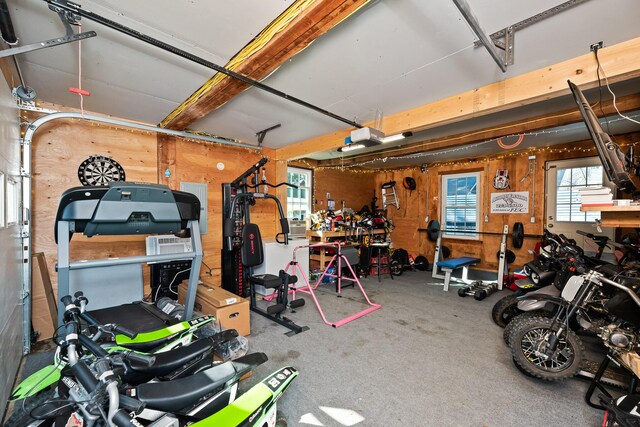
[422,165,430,223]
[402,177,416,195]
[519,155,537,223]
[484,160,490,222]
[381,181,399,209]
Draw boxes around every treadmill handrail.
[67,252,198,270]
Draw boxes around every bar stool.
[369,242,393,282]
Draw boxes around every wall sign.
[490,191,529,214]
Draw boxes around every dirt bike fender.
[10,364,61,400]
[516,293,568,312]
[192,366,298,427]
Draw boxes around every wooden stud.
[277,36,640,160]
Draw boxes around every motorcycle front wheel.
[491,294,521,328]
[509,315,584,381]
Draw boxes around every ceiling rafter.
[316,92,640,167]
[161,0,371,131]
[275,36,640,161]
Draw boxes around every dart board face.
[77,155,126,186]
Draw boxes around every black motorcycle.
[507,252,640,381]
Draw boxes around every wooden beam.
[161,0,370,130]
[276,36,640,160]
[317,92,640,167]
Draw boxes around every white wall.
[0,77,23,416]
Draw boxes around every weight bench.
[429,224,509,292]
[435,257,481,291]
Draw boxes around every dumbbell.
[473,283,498,301]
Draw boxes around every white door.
[545,157,615,255]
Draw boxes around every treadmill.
[55,182,203,331]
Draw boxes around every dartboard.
[77,155,126,186]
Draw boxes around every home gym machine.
[55,182,203,329]
[221,158,308,335]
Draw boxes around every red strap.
[69,87,91,96]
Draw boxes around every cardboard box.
[178,282,250,336]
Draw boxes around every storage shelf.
[580,204,640,227]
[306,228,386,265]
[580,205,640,212]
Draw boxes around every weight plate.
[497,249,516,264]
[512,222,524,249]
[441,245,451,259]
[414,255,429,271]
[427,219,440,242]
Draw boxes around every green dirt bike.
[7,295,297,427]
[11,293,230,402]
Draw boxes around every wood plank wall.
[313,168,376,212]
[32,118,158,296]
[158,136,278,285]
[374,134,640,271]
[31,113,280,295]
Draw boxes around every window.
[555,165,603,222]
[287,167,312,220]
[441,172,480,237]
[6,177,18,226]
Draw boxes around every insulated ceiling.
[6,0,640,154]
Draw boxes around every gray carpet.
[243,272,605,427]
[7,273,607,426]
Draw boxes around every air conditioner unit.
[146,235,193,257]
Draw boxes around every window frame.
[286,166,313,220]
[554,164,604,223]
[441,171,481,240]
[0,170,4,228]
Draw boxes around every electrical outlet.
[530,217,535,224]
[590,41,603,52]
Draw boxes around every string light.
[308,112,640,171]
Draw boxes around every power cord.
[201,260,213,276]
[153,267,191,302]
[593,47,640,126]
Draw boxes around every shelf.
[580,205,640,212]
[580,204,640,227]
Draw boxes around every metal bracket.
[471,0,591,68]
[452,0,507,72]
[0,30,96,59]
[0,6,96,59]
[256,124,281,146]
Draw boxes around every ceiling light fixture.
[338,130,414,153]
[382,131,413,143]
[338,143,366,153]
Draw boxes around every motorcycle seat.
[127,332,236,375]
[134,352,268,412]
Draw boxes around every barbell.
[420,220,543,249]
